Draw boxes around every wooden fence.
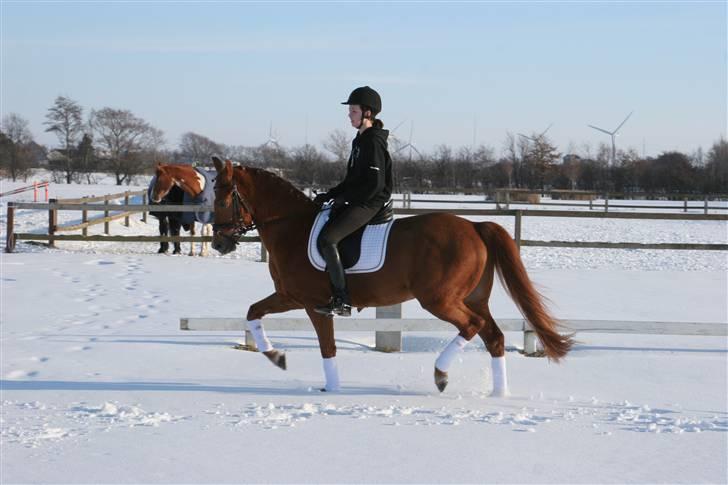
[181,303,728,354]
[5,200,728,254]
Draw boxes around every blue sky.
[2,1,725,158]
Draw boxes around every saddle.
[308,200,395,273]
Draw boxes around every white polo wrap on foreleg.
[490,356,510,397]
[247,319,273,352]
[322,357,340,391]
[435,335,469,372]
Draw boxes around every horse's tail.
[475,222,573,361]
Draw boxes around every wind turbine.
[393,120,422,161]
[588,111,633,164]
[518,123,553,143]
[263,122,281,149]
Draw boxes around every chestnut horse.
[150,163,214,256]
[210,157,573,394]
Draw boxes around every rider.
[313,86,393,317]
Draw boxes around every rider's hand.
[312,192,329,207]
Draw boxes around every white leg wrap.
[322,357,340,392]
[247,319,273,353]
[435,335,469,372]
[490,356,510,397]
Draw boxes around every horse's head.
[211,156,256,255]
[150,164,175,203]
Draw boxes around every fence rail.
[401,192,728,213]
[5,201,728,254]
[180,316,728,354]
[0,181,49,202]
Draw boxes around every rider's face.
[348,105,363,127]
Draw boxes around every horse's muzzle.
[212,229,237,255]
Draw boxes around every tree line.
[1,95,726,196]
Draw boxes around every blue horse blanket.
[180,168,215,225]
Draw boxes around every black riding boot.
[315,244,352,317]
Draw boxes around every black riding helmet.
[341,86,382,115]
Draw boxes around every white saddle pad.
[308,208,394,274]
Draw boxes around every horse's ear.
[225,159,233,175]
[212,156,224,173]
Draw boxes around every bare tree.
[322,129,350,163]
[705,137,728,193]
[44,96,84,183]
[0,113,34,181]
[179,132,223,165]
[90,108,165,185]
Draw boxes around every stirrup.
[314,297,351,317]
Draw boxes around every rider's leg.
[315,204,379,316]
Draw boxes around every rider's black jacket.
[325,127,393,209]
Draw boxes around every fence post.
[142,192,148,223]
[683,197,688,213]
[82,197,88,237]
[589,198,593,210]
[704,196,709,215]
[48,198,57,248]
[5,204,15,253]
[33,182,38,202]
[260,242,268,262]
[124,191,130,227]
[375,304,402,352]
[104,199,110,235]
[523,320,539,355]
[505,190,510,210]
[514,210,522,250]
[44,183,49,202]
[604,194,609,213]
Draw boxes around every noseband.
[212,183,257,245]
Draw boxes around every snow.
[1,175,727,483]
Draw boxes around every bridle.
[212,182,257,245]
[212,175,313,248]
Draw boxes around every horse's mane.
[236,166,313,206]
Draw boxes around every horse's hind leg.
[304,308,340,392]
[199,224,211,257]
[470,302,509,397]
[420,300,486,392]
[188,223,196,256]
[465,264,509,397]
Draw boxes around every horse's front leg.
[246,293,302,370]
[304,308,339,392]
[188,223,196,256]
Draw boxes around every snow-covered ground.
[1,175,727,483]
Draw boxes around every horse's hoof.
[264,350,286,370]
[172,250,181,255]
[434,367,448,392]
[157,248,168,254]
